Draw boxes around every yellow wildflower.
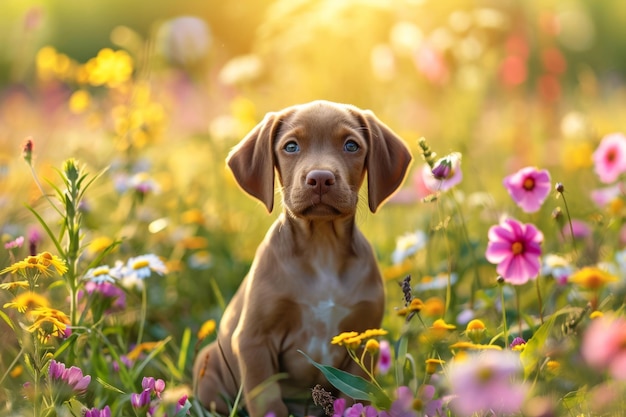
[590,310,604,319]
[27,307,70,339]
[425,358,445,374]
[127,341,163,361]
[0,280,30,291]
[10,365,23,378]
[422,297,445,317]
[198,319,216,340]
[569,267,617,291]
[331,331,359,346]
[342,336,362,350]
[465,319,487,343]
[431,319,456,330]
[365,339,380,354]
[69,90,91,114]
[359,328,388,339]
[3,292,49,313]
[0,252,67,277]
[408,298,424,312]
[449,341,502,352]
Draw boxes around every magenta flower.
[581,314,626,380]
[503,166,551,213]
[591,184,622,208]
[84,406,111,417]
[447,351,528,416]
[48,360,91,399]
[378,386,418,417]
[377,340,392,375]
[422,153,463,192]
[593,133,626,183]
[485,218,543,285]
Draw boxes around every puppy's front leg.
[233,331,288,417]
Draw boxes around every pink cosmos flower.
[503,166,551,213]
[593,133,626,184]
[422,153,463,192]
[591,184,623,208]
[581,314,626,380]
[447,350,528,416]
[485,218,543,285]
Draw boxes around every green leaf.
[95,376,126,394]
[395,333,408,386]
[298,350,390,409]
[0,309,15,332]
[520,306,582,378]
[178,327,192,373]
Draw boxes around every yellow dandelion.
[396,307,409,317]
[198,319,216,340]
[569,267,617,291]
[425,358,445,375]
[3,292,49,313]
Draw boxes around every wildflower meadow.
[2,1,626,416]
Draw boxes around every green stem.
[500,283,509,348]
[137,284,147,346]
[536,277,544,324]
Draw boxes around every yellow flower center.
[131,259,150,270]
[93,268,110,276]
[511,242,524,255]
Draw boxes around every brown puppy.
[193,101,412,417]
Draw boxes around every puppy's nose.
[306,170,335,194]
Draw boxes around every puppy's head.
[226,101,412,216]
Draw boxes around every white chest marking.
[305,298,350,365]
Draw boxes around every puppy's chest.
[297,264,355,364]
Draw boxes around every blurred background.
[1,0,626,350]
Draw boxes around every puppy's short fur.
[193,101,412,417]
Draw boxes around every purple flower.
[379,386,417,417]
[84,406,111,417]
[131,388,152,408]
[176,394,191,414]
[142,376,165,398]
[485,218,543,285]
[333,398,347,417]
[503,166,551,213]
[377,340,392,375]
[447,351,528,416]
[48,360,91,398]
[593,132,626,184]
[422,153,463,192]
[344,403,378,417]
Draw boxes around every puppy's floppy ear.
[352,108,412,213]
[226,112,282,213]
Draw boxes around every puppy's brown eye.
[284,142,300,153]
[344,140,359,153]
